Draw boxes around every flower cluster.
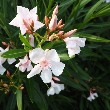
[0,5,86,96]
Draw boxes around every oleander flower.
[27,48,65,83]
[0,47,16,75]
[64,37,86,57]
[47,80,64,96]
[9,6,44,35]
[15,55,33,72]
[87,92,98,101]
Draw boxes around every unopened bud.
[2,42,8,46]
[57,19,62,27]
[49,15,57,31]
[3,84,8,88]
[57,31,64,36]
[45,16,49,26]
[49,36,54,41]
[52,77,60,81]
[52,5,58,17]
[6,71,10,77]
[57,24,65,29]
[63,29,77,38]
[20,86,24,90]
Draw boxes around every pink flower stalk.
[9,6,44,35]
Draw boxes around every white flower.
[27,48,65,83]
[64,37,86,57]
[9,6,44,35]
[105,0,110,3]
[47,80,64,96]
[15,55,33,72]
[0,47,16,75]
[0,65,6,75]
[87,92,98,101]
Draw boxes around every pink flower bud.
[52,77,60,81]
[63,29,77,38]
[57,19,62,27]
[49,15,57,31]
[45,16,49,26]
[52,5,58,17]
[57,31,64,36]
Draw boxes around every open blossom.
[47,80,64,96]
[64,37,86,57]
[0,47,16,75]
[9,6,44,35]
[87,92,98,101]
[15,55,33,72]
[27,48,65,83]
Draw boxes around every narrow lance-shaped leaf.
[2,49,28,58]
[16,90,22,110]
[19,34,32,48]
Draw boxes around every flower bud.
[63,29,77,38]
[52,77,60,81]
[6,71,10,77]
[52,5,58,17]
[45,16,49,27]
[57,19,62,27]
[3,83,8,88]
[49,15,57,31]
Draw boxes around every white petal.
[29,48,45,64]
[0,65,6,75]
[75,38,86,47]
[20,24,27,35]
[9,14,20,27]
[30,6,37,14]
[27,64,41,78]
[15,62,20,68]
[68,46,80,57]
[27,61,33,72]
[34,21,44,32]
[0,57,6,65]
[17,6,29,18]
[54,84,64,94]
[45,49,60,62]
[47,87,55,96]
[87,96,92,101]
[40,69,52,83]
[51,61,65,76]
[93,93,98,97]
[7,58,16,64]
[19,65,27,72]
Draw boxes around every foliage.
[0,0,110,110]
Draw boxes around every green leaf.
[76,33,110,42]
[84,0,104,22]
[2,49,28,58]
[16,90,22,110]
[19,34,32,48]
[60,76,86,91]
[25,79,48,110]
